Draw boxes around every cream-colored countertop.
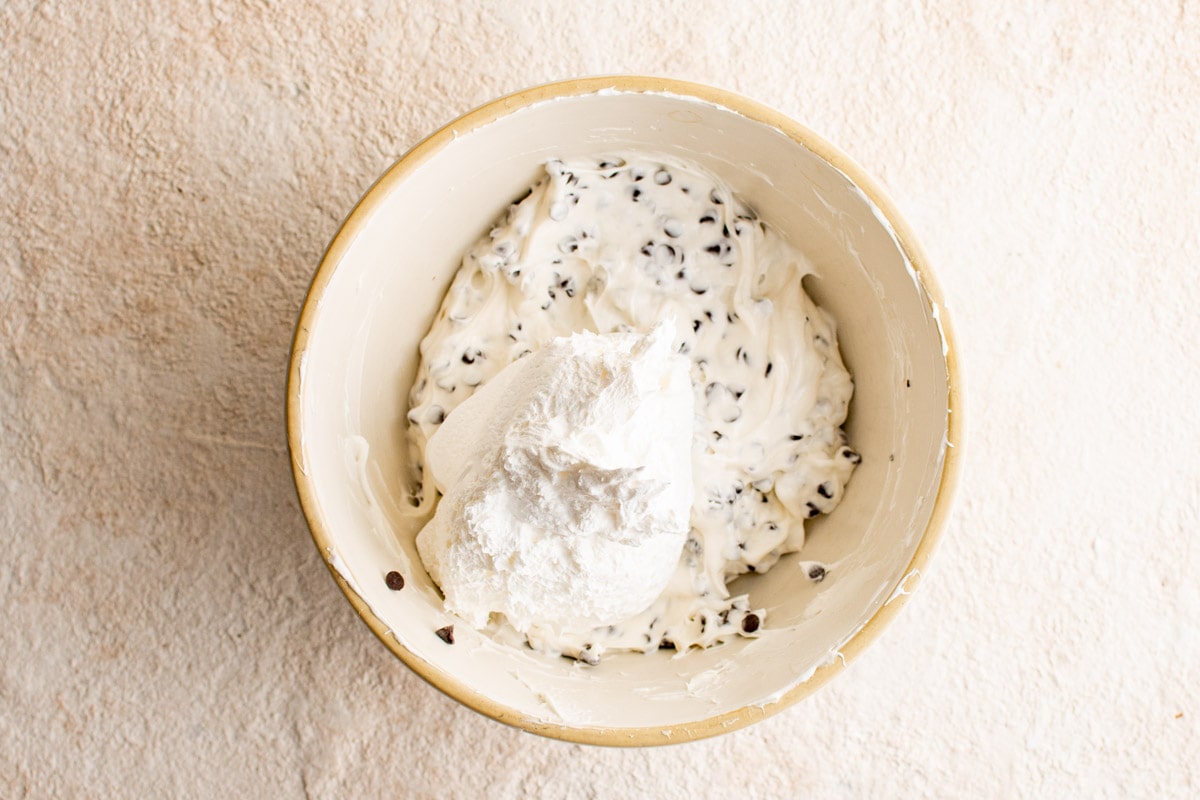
[2,2,1196,797]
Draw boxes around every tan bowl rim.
[286,75,964,747]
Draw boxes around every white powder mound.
[415,320,695,635]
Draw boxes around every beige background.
[2,1,1197,797]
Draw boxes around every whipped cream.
[406,155,857,661]
[415,323,695,644]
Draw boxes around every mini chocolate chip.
[843,449,863,464]
[817,483,833,499]
[461,352,475,364]
[692,319,702,332]
[699,213,717,224]
[906,379,912,387]
[710,189,724,204]
[790,434,803,441]
[808,565,827,582]
[435,625,455,644]
[659,639,676,650]
[765,362,773,377]
[741,613,760,633]
[384,571,405,591]
[631,187,642,201]
[806,502,821,518]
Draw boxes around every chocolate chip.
[692,319,702,332]
[806,502,821,518]
[842,449,863,464]
[384,571,405,591]
[631,187,642,201]
[741,613,760,633]
[790,434,803,441]
[808,565,827,582]
[765,362,773,377]
[658,639,676,650]
[817,483,833,499]
[710,189,724,205]
[906,379,912,387]
[699,213,717,224]
[435,625,455,644]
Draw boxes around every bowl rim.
[286,75,964,746]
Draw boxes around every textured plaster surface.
[2,1,1198,797]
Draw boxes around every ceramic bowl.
[287,76,962,745]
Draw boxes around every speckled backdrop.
[2,1,1197,797]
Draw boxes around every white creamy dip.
[407,156,858,662]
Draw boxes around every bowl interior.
[291,84,953,739]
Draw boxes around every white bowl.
[287,77,962,745]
